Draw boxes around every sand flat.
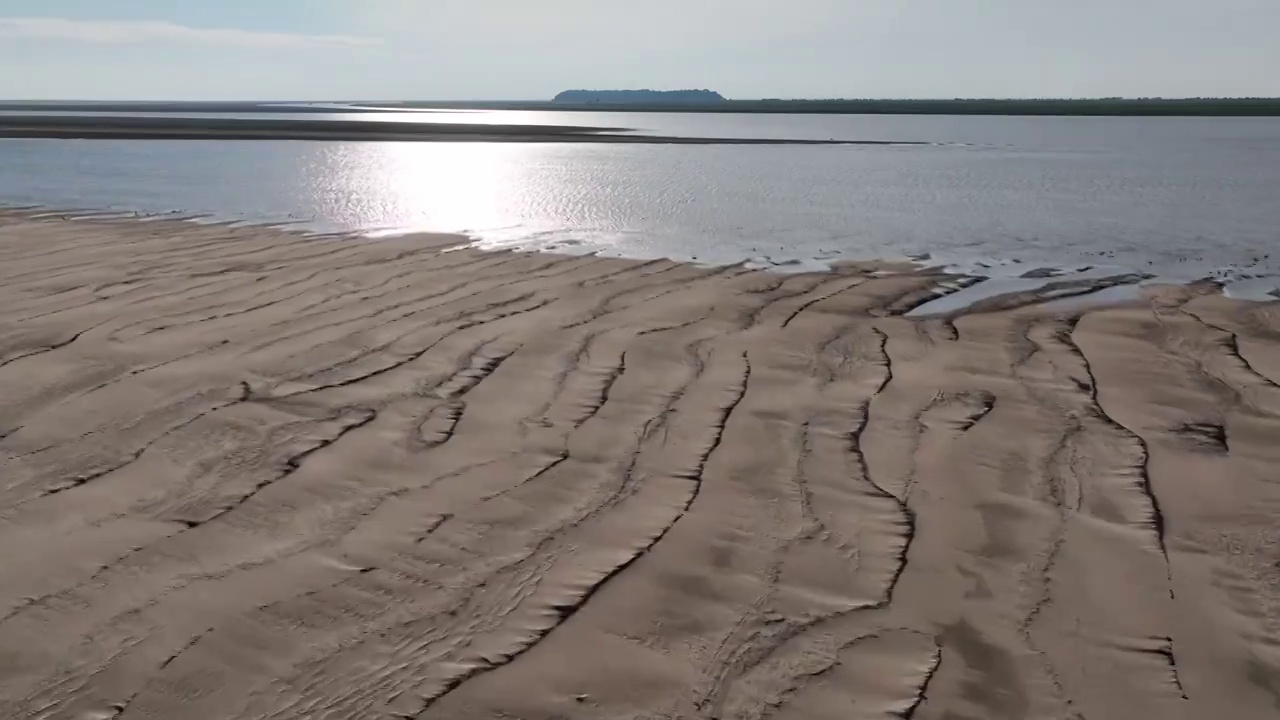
[0,115,912,144]
[0,211,1278,719]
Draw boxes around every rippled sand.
[1,212,1278,719]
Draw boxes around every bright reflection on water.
[303,142,710,258]
[314,143,539,242]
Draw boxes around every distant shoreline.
[378,97,1280,116]
[2,98,1279,116]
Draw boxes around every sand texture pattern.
[0,212,1278,720]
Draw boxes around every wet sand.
[1,212,1278,719]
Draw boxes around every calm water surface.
[1,112,1278,293]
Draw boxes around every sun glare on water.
[311,142,545,240]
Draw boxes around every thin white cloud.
[0,17,379,49]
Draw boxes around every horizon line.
[4,96,1280,104]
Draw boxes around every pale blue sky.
[2,0,1278,100]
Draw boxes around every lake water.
[1,111,1278,295]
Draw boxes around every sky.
[2,0,1278,100]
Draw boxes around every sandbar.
[0,212,1277,719]
[0,115,918,144]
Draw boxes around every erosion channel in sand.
[1,212,1278,719]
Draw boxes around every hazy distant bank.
[552,89,726,104]
[379,97,1280,116]
[3,98,1279,116]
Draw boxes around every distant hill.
[552,89,725,104]
[366,97,1280,117]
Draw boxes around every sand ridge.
[0,211,1278,719]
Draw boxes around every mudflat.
[0,211,1277,719]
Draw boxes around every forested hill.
[552,89,725,104]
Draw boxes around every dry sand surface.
[1,211,1278,720]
